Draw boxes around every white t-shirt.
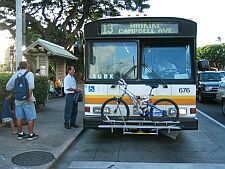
[64,74,76,94]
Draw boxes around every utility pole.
[16,0,22,68]
[22,13,26,47]
[10,46,14,73]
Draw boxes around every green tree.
[197,44,225,70]
[0,0,150,49]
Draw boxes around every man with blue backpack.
[6,61,38,141]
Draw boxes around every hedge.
[0,73,48,112]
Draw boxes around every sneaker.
[27,133,39,141]
[17,132,28,140]
[64,123,71,129]
[70,123,78,128]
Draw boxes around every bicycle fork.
[115,99,127,127]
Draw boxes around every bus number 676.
[179,88,190,93]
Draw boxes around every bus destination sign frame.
[100,22,179,35]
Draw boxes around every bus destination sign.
[100,22,179,35]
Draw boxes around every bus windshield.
[88,42,137,80]
[142,45,192,80]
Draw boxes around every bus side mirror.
[198,59,210,71]
[73,41,83,56]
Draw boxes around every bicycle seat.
[146,83,159,89]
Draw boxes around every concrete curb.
[45,128,84,169]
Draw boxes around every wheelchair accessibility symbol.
[88,86,95,92]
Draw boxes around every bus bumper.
[83,116,198,130]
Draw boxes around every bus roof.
[86,16,196,23]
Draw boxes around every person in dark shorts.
[1,92,17,135]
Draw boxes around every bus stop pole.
[16,0,22,69]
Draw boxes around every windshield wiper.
[143,63,168,88]
[121,65,137,78]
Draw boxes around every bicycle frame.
[120,85,138,106]
[117,82,166,116]
[145,102,166,116]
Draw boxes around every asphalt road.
[55,121,225,168]
[54,100,225,169]
[197,99,225,125]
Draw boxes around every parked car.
[218,71,225,77]
[216,81,225,115]
[197,71,225,102]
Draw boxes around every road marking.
[68,161,225,169]
[197,109,225,129]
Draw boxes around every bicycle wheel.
[150,98,179,122]
[101,97,130,121]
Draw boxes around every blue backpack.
[13,71,29,100]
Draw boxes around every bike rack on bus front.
[98,120,181,135]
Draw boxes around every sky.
[0,0,225,63]
[0,30,13,64]
[147,0,225,46]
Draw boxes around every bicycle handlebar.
[111,79,127,88]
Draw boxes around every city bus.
[83,17,198,134]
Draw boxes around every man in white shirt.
[63,66,81,129]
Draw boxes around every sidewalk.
[0,97,84,169]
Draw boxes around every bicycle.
[101,79,179,122]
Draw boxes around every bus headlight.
[169,108,187,115]
[93,106,110,114]
[179,108,187,115]
[102,107,110,114]
[169,108,177,115]
[93,107,101,114]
